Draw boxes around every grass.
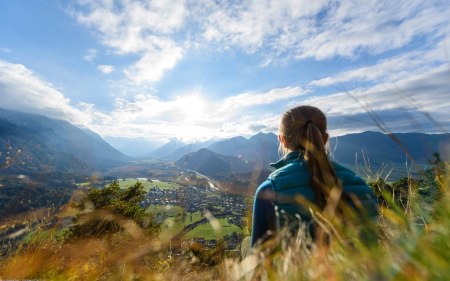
[58,204,80,217]
[1,164,448,280]
[159,218,185,242]
[145,204,184,217]
[184,211,203,226]
[184,218,243,240]
[146,204,184,241]
[145,207,243,241]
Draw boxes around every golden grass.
[1,169,448,281]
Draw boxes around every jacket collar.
[270,150,304,169]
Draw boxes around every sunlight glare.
[173,93,212,141]
[177,94,206,123]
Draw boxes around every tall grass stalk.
[0,166,448,280]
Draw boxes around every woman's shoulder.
[332,161,367,186]
[332,162,378,218]
[255,180,273,195]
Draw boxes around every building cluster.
[142,186,246,222]
[192,231,244,251]
[140,184,247,248]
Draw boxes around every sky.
[0,0,449,145]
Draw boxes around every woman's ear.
[323,132,329,144]
[279,134,288,148]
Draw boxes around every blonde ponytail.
[279,105,340,211]
[304,122,339,210]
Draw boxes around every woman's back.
[250,105,378,248]
[251,151,378,247]
[268,151,378,237]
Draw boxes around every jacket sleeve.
[251,180,276,248]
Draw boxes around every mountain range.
[1,108,448,179]
[176,148,256,177]
[0,108,128,175]
[171,131,449,179]
[104,136,157,157]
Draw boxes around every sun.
[178,94,206,123]
[173,94,212,141]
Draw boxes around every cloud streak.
[72,0,187,84]
[70,0,450,84]
[97,64,115,74]
[0,60,90,124]
[309,39,450,87]
[82,86,306,141]
[1,57,448,143]
[200,0,450,61]
[83,48,97,62]
[299,65,450,135]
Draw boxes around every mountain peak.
[0,109,128,174]
[249,132,277,141]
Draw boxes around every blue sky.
[0,0,449,144]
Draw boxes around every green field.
[144,205,244,241]
[145,204,183,217]
[145,204,246,240]
[184,211,203,226]
[146,205,183,242]
[184,218,243,239]
[159,218,185,242]
[116,178,181,191]
[145,206,206,241]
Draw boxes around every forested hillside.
[0,108,128,175]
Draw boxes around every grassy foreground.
[0,162,448,280]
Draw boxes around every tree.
[68,181,159,238]
[427,152,448,199]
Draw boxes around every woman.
[251,105,378,249]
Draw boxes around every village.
[140,183,247,249]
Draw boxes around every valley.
[111,176,247,248]
[1,109,448,257]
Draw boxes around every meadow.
[145,204,244,241]
[117,178,181,191]
[0,160,448,280]
[184,218,246,240]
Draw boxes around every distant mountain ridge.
[0,108,128,175]
[329,131,450,166]
[144,138,217,161]
[207,132,279,167]
[104,136,157,157]
[1,107,447,179]
[173,131,449,179]
[176,148,256,177]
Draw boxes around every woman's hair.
[279,105,339,210]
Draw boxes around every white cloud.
[1,57,447,143]
[80,86,305,141]
[0,60,90,124]
[70,0,450,83]
[72,0,187,84]
[309,39,450,87]
[83,48,97,61]
[298,65,450,135]
[123,40,182,83]
[83,67,449,141]
[220,87,307,111]
[97,64,115,74]
[199,0,450,61]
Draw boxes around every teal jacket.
[251,151,378,246]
